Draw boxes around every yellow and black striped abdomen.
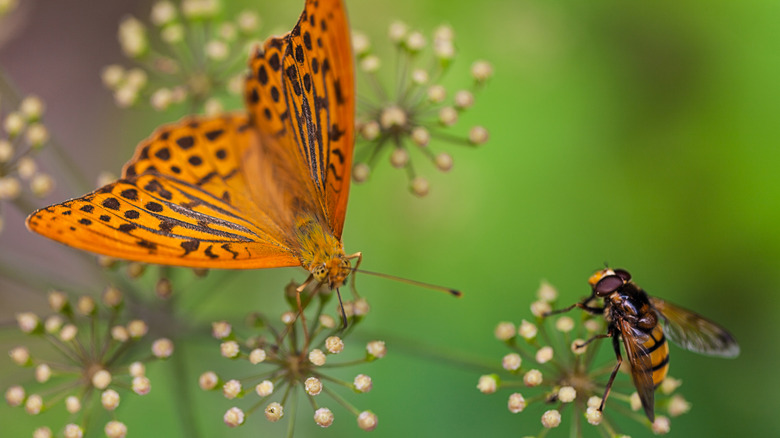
[643,324,670,387]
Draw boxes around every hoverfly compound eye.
[614,269,632,282]
[594,275,624,295]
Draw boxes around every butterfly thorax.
[294,215,350,289]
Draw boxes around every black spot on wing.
[221,243,239,259]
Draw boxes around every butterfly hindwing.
[245,0,354,239]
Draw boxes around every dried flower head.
[103,0,265,112]
[477,280,691,436]
[350,20,491,196]
[4,288,170,435]
[200,281,383,430]
[0,95,54,228]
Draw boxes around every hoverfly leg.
[577,292,605,315]
[542,302,579,317]
[574,333,610,350]
[599,332,623,414]
[543,292,603,318]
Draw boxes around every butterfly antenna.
[350,268,462,297]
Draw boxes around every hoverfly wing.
[619,319,656,422]
[650,297,740,358]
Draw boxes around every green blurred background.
[1,0,778,436]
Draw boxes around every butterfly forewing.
[650,297,740,358]
[245,0,354,239]
[26,115,299,268]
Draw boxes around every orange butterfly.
[26,0,359,291]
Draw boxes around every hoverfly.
[550,268,739,421]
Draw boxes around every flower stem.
[169,341,202,438]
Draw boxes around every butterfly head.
[311,255,352,289]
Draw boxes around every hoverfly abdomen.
[643,323,670,388]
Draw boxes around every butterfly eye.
[614,269,632,282]
[594,275,624,296]
[313,264,328,280]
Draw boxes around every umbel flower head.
[102,0,264,113]
[351,21,491,196]
[200,281,382,432]
[4,287,174,437]
[0,94,55,233]
[478,282,688,437]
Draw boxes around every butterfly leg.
[295,274,318,349]
[346,252,363,298]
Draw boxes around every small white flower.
[353,374,373,393]
[222,379,242,399]
[152,338,174,358]
[118,16,148,58]
[366,340,386,358]
[314,407,334,427]
[357,411,378,431]
[405,31,426,51]
[305,377,322,396]
[309,348,326,366]
[388,21,408,42]
[558,386,576,403]
[199,371,219,390]
[220,340,240,358]
[237,11,260,33]
[150,1,177,26]
[410,176,430,197]
[20,96,45,120]
[92,369,112,390]
[352,31,370,55]
[325,336,344,354]
[249,348,266,364]
[411,126,430,147]
[494,321,516,341]
[471,60,493,82]
[508,392,526,413]
[132,376,151,395]
[541,409,562,428]
[518,319,538,339]
[502,353,522,371]
[264,401,284,422]
[586,406,603,425]
[477,374,498,394]
[104,421,127,438]
[223,407,245,427]
[535,346,554,363]
[469,125,489,145]
[63,424,84,438]
[65,395,81,413]
[101,389,120,410]
[652,416,671,434]
[523,369,543,387]
[255,380,274,397]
